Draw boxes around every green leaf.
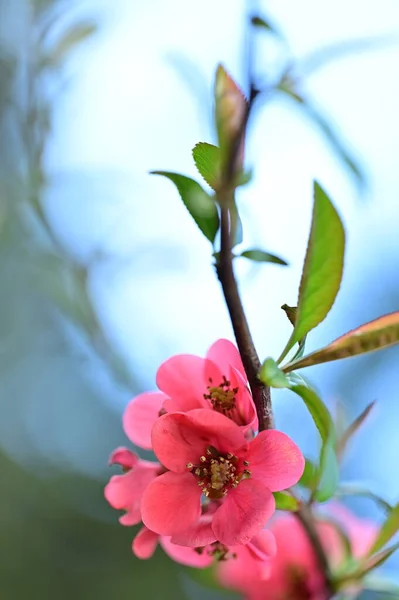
[237,169,253,187]
[46,23,96,67]
[250,15,282,38]
[290,385,339,502]
[315,433,339,502]
[278,182,345,363]
[337,401,375,459]
[273,491,299,511]
[191,141,251,192]
[151,172,219,243]
[230,201,243,247]
[240,249,288,265]
[192,143,221,191]
[285,372,310,388]
[337,483,393,514]
[283,311,399,372]
[298,457,318,489]
[290,385,333,442]
[260,358,290,389]
[368,503,399,555]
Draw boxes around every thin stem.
[215,12,333,596]
[296,505,335,597]
[216,206,273,431]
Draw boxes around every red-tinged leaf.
[335,543,399,589]
[283,312,399,372]
[214,64,247,175]
[365,543,399,570]
[278,182,345,363]
[151,171,219,243]
[281,304,297,327]
[281,304,307,360]
[368,503,399,556]
[337,401,375,459]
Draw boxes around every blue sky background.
[51,2,399,479]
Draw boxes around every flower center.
[186,445,251,500]
[195,542,236,561]
[203,376,238,416]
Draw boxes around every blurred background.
[1,0,398,598]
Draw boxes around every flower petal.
[217,543,272,592]
[248,529,277,559]
[108,447,138,469]
[161,537,214,568]
[141,471,202,536]
[132,526,159,559]
[212,479,275,545]
[156,354,208,411]
[206,339,247,381]
[315,503,377,569]
[171,515,217,547]
[229,366,258,430]
[152,410,247,472]
[248,430,305,491]
[123,392,167,450]
[104,459,159,525]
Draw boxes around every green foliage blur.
[0,1,191,598]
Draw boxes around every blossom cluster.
[105,339,379,598]
[105,340,304,572]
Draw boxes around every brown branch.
[295,505,335,598]
[214,10,336,598]
[214,14,273,430]
[216,205,273,431]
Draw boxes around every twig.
[296,504,335,597]
[215,15,272,431]
[216,206,273,431]
[215,9,334,597]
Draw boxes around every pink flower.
[141,409,304,546]
[242,515,328,600]
[132,524,214,567]
[104,447,161,525]
[216,529,277,591]
[123,339,257,450]
[133,520,276,577]
[132,525,214,567]
[222,507,377,600]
